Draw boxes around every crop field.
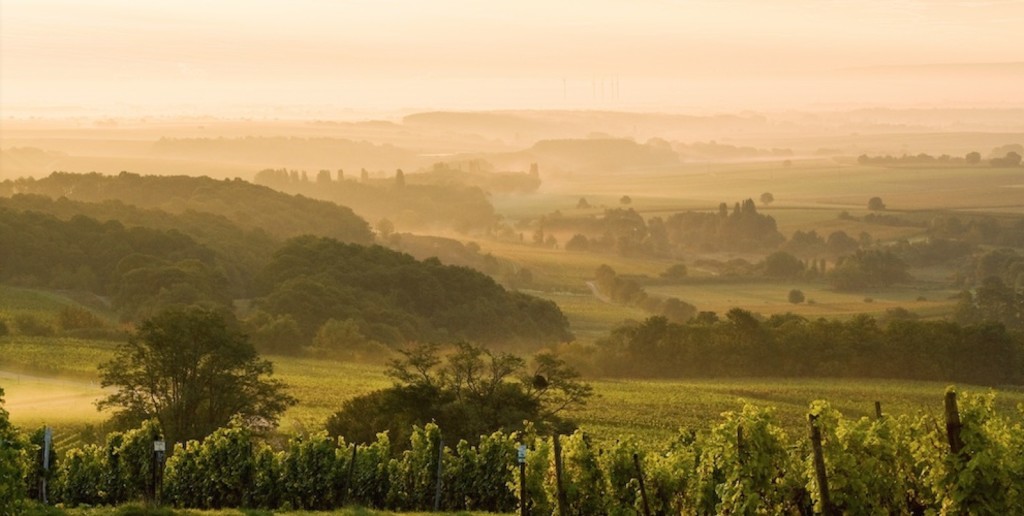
[476,239,674,290]
[645,280,957,320]
[528,290,647,341]
[568,377,1024,447]
[0,285,69,324]
[533,161,1024,214]
[4,335,1023,451]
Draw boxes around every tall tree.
[98,307,296,444]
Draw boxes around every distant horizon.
[4,0,1023,117]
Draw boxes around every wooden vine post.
[552,434,567,516]
[632,452,651,516]
[343,444,357,505]
[517,442,528,516]
[433,436,444,512]
[808,414,837,516]
[944,390,964,456]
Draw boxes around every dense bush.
[327,343,591,447]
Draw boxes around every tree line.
[856,148,1022,167]
[253,166,501,234]
[594,311,1023,384]
[552,199,784,257]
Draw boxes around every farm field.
[643,281,957,320]
[531,161,1024,214]
[4,335,1022,450]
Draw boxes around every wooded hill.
[0,173,572,351]
[1,172,373,243]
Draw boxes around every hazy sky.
[2,0,1022,115]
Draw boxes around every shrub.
[788,289,805,304]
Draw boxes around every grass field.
[4,335,1023,451]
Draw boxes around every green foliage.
[0,387,29,513]
[163,423,257,508]
[115,420,163,502]
[385,423,441,510]
[541,200,783,257]
[955,275,1024,330]
[56,305,106,332]
[597,314,1024,383]
[444,430,518,511]
[98,307,296,444]
[788,289,805,304]
[310,318,390,361]
[10,389,1024,513]
[0,193,280,294]
[639,435,697,515]
[327,342,591,447]
[23,427,58,503]
[806,402,909,514]
[255,236,572,348]
[666,199,785,252]
[597,439,641,514]
[280,432,346,510]
[51,421,164,506]
[13,314,54,337]
[551,431,606,515]
[764,251,805,279]
[921,390,1022,513]
[696,405,804,514]
[53,444,105,506]
[349,433,392,507]
[829,249,910,290]
[593,265,697,322]
[514,429,553,515]
[0,208,233,321]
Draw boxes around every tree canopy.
[3,172,373,243]
[251,236,572,348]
[596,313,1023,384]
[326,342,592,447]
[97,307,296,444]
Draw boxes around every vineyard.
[4,388,1022,514]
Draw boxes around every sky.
[2,0,1023,116]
